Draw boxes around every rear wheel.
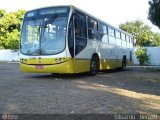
[90,56,99,75]
[121,57,126,71]
[51,73,59,76]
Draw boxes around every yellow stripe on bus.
[20,58,132,73]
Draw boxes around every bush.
[135,47,150,65]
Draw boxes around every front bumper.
[20,59,74,73]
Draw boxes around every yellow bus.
[20,5,133,75]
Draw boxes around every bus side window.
[88,17,98,40]
[121,33,126,40]
[108,27,116,44]
[121,33,126,47]
[99,23,108,42]
[115,31,121,39]
[88,18,97,30]
[68,15,74,57]
[74,14,87,38]
[88,29,94,39]
[74,13,87,55]
[108,27,115,37]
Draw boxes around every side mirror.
[18,24,21,31]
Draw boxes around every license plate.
[35,65,44,69]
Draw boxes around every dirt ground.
[0,62,160,114]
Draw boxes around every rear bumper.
[20,59,74,73]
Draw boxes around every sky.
[0,0,159,32]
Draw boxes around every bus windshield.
[21,15,68,55]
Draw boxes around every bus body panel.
[74,39,132,70]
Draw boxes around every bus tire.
[90,56,99,76]
[121,57,126,71]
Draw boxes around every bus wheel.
[121,57,126,71]
[51,73,59,76]
[90,56,99,75]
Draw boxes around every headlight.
[55,58,66,63]
[20,58,27,64]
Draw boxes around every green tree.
[0,9,6,18]
[0,9,25,49]
[119,20,153,46]
[148,0,160,29]
[0,9,6,49]
[152,32,160,46]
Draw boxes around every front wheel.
[90,57,99,76]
